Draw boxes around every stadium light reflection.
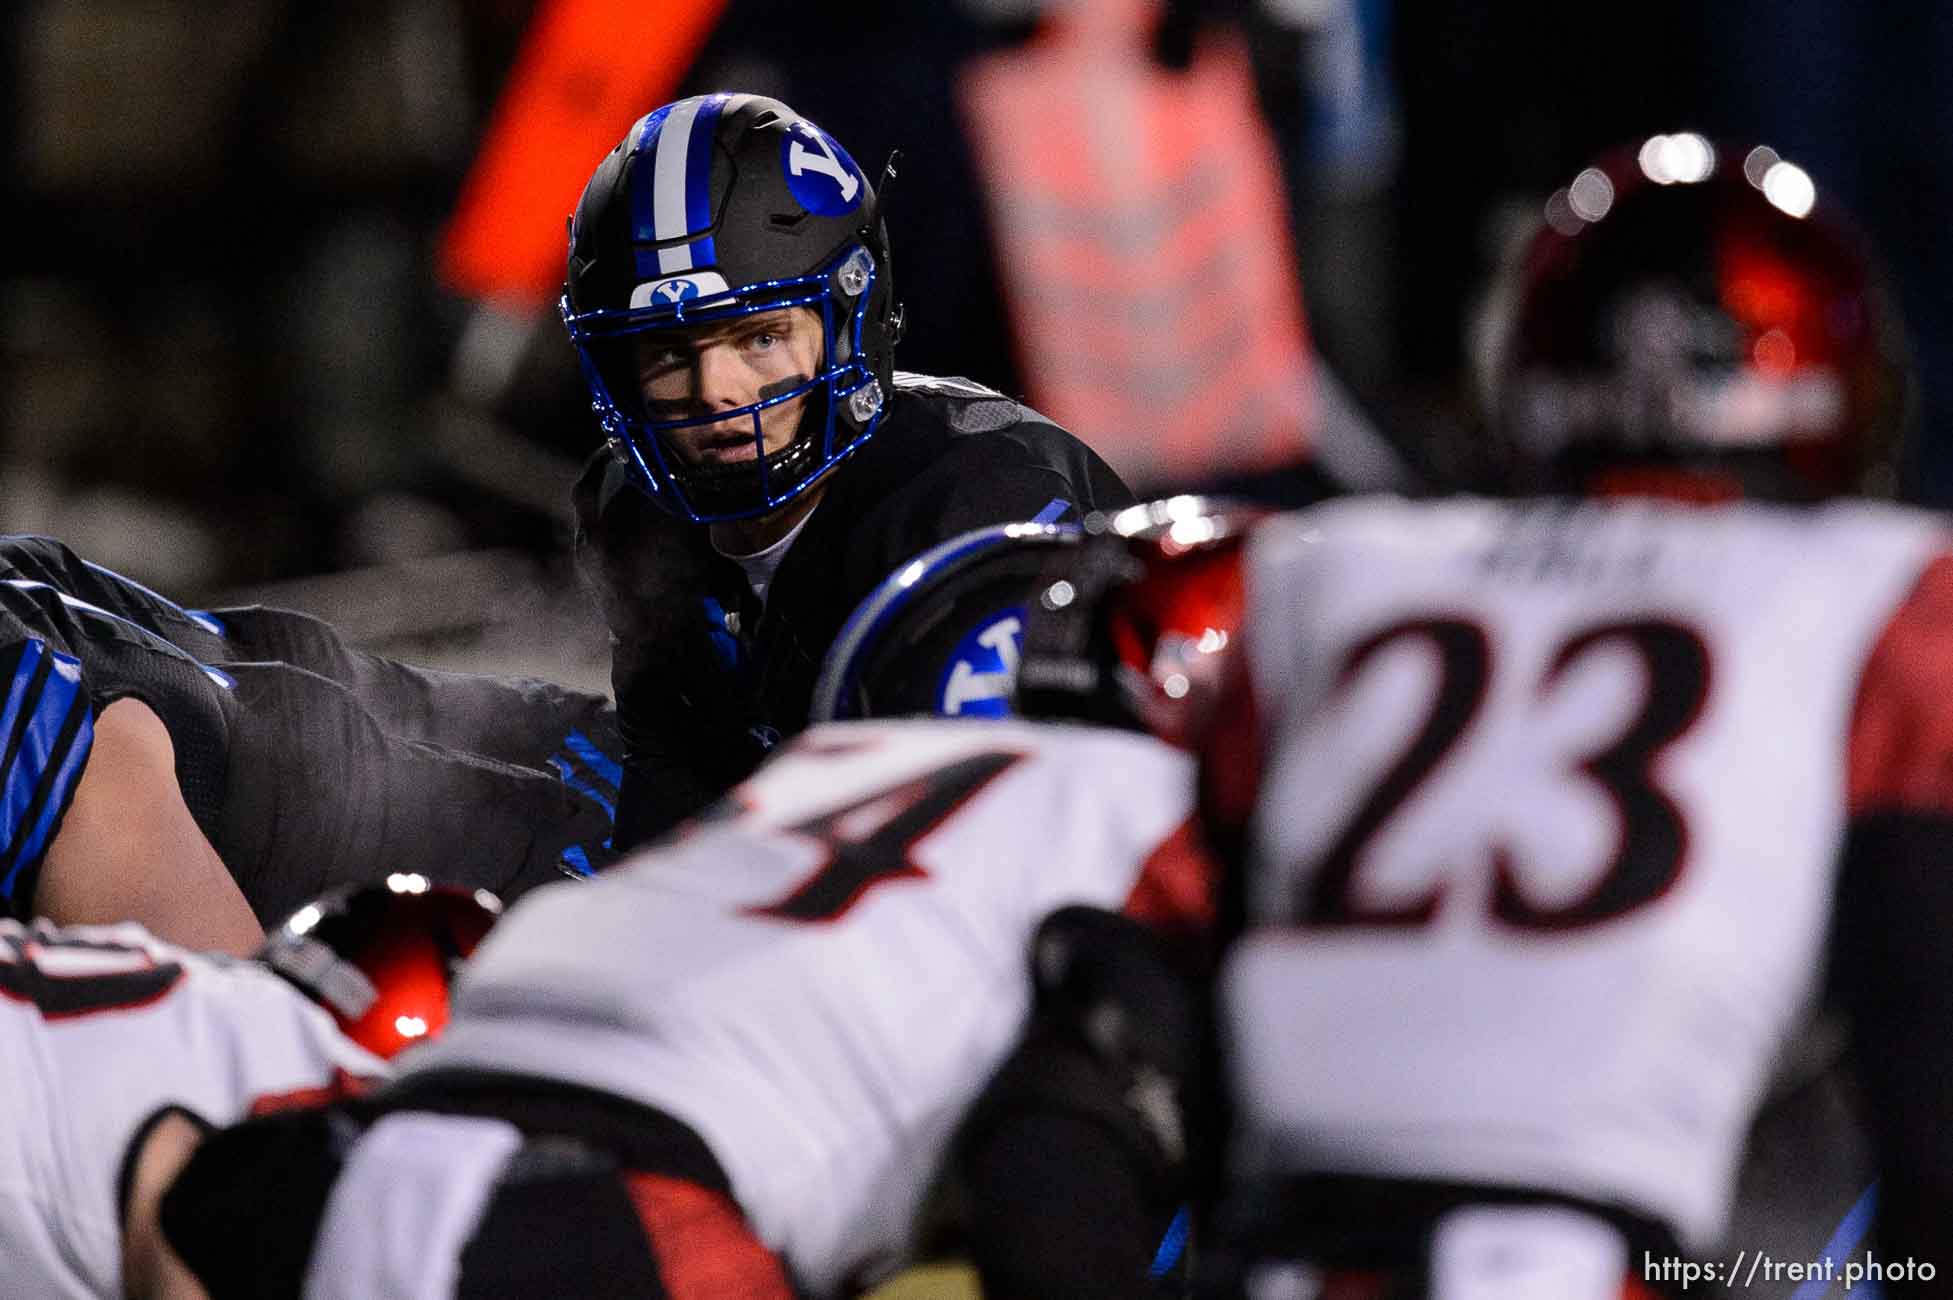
[1743,146,1781,188]
[1545,188,1583,236]
[1567,168,1615,222]
[1762,161,1817,218]
[1639,133,1716,185]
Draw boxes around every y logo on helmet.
[936,610,1025,718]
[783,120,864,217]
[629,270,733,310]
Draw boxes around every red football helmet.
[1015,496,1260,748]
[1478,133,1911,501]
[259,875,501,1060]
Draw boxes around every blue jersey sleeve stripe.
[1787,1183,1877,1300]
[0,648,92,904]
[564,729,625,789]
[1031,497,1070,524]
[0,640,48,767]
[549,755,617,821]
[0,704,93,903]
[1149,1206,1191,1278]
[0,649,85,858]
[0,642,54,853]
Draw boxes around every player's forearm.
[122,1108,215,1300]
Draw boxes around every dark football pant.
[214,657,614,921]
[209,604,619,769]
[456,1163,795,1300]
[214,604,625,896]
[186,605,620,919]
[163,1075,796,1300]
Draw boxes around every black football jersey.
[575,372,1133,847]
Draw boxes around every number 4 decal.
[747,751,1024,923]
[1304,617,1712,931]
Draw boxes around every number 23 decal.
[1302,616,1712,931]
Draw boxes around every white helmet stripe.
[652,97,705,274]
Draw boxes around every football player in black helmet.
[1466,136,1926,1300]
[154,508,1245,1300]
[1476,133,1912,502]
[811,499,1262,1297]
[980,142,1942,1300]
[807,520,1083,724]
[564,93,1131,851]
[564,94,903,526]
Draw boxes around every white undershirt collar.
[712,507,816,606]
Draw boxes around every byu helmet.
[563,93,902,523]
[810,523,1081,723]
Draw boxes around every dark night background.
[7,0,1950,628]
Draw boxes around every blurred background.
[8,0,1953,682]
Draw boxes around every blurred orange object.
[438,0,729,310]
[958,0,1315,491]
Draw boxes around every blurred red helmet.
[1478,134,1911,501]
[1015,496,1260,748]
[259,875,501,1060]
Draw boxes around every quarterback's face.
[633,307,824,466]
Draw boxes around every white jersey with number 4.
[1218,495,1949,1251]
[0,919,385,1299]
[410,717,1207,1297]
